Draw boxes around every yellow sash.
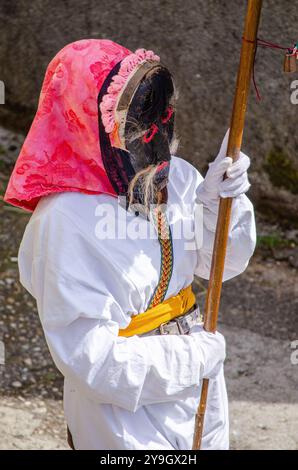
[119,284,196,337]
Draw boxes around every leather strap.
[139,304,202,337]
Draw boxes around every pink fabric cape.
[4,39,132,211]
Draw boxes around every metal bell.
[284,51,297,73]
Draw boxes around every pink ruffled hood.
[4,39,159,211]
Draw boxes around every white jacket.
[17,156,256,449]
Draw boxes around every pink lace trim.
[99,48,160,133]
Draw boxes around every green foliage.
[43,371,57,382]
[264,148,298,195]
[256,234,291,250]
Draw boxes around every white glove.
[189,323,226,379]
[196,128,251,206]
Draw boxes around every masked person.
[4,39,256,450]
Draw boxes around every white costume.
[18,155,256,450]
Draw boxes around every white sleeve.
[18,205,206,413]
[194,192,256,281]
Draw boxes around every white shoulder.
[168,156,204,207]
[170,155,204,187]
[19,192,98,270]
[33,191,97,221]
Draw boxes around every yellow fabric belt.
[119,284,196,337]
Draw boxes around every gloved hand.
[196,128,251,206]
[189,323,226,379]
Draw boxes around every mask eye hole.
[143,123,159,143]
[161,106,174,124]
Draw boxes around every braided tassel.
[148,210,173,309]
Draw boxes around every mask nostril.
[143,123,159,143]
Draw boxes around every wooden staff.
[192,0,263,450]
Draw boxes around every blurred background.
[0,0,297,449]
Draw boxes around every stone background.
[0,0,297,222]
[0,0,297,451]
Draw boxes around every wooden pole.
[192,0,263,450]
